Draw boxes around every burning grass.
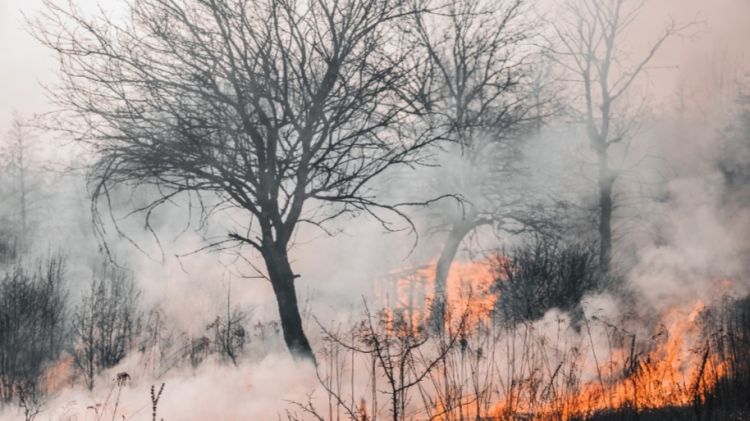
[343,258,749,421]
[10,259,750,421]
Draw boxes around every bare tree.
[718,84,750,193]
[547,0,681,272]
[207,284,248,366]
[406,0,546,326]
[71,265,140,390]
[2,112,38,253]
[34,0,440,360]
[0,256,67,405]
[291,303,466,421]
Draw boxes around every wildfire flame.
[493,301,726,420]
[377,260,735,420]
[377,259,496,334]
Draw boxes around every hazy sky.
[0,0,56,128]
[1,0,749,135]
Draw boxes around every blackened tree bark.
[262,243,312,360]
[34,0,437,361]
[598,154,614,272]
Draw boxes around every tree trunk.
[429,220,475,333]
[19,141,27,252]
[598,155,614,273]
[262,246,315,362]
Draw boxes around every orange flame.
[487,300,729,420]
[44,355,74,394]
[377,262,734,420]
[377,258,496,334]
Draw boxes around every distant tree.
[0,256,67,404]
[2,112,39,254]
[71,266,140,390]
[407,0,549,327]
[719,88,750,193]
[35,0,438,361]
[547,0,682,272]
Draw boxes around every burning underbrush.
[302,253,750,421]
[2,248,748,421]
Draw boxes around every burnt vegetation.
[71,265,141,390]
[492,236,602,326]
[0,257,66,406]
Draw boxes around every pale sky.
[0,0,53,129]
[1,0,749,136]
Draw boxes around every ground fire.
[373,261,743,420]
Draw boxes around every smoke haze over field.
[0,0,749,420]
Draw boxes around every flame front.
[376,260,734,420]
[490,301,727,420]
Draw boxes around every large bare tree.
[548,0,679,272]
[34,0,435,361]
